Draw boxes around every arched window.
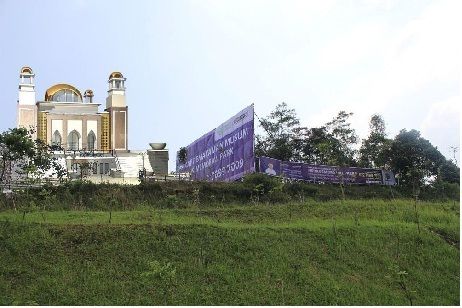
[52,130,62,146]
[51,89,82,102]
[87,130,96,150]
[67,130,80,150]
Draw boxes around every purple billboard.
[176,105,255,181]
[259,156,281,176]
[282,161,305,180]
[258,157,394,185]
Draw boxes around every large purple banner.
[176,105,255,181]
[258,156,394,185]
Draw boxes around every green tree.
[0,128,36,182]
[177,147,188,164]
[388,129,446,189]
[255,102,303,161]
[324,111,358,165]
[359,114,392,168]
[438,160,460,184]
[0,127,66,184]
[301,126,338,165]
[256,107,359,166]
[301,111,358,166]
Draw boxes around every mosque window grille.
[87,130,96,151]
[52,130,62,146]
[67,130,80,151]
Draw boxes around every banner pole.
[252,103,255,174]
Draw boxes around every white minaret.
[106,72,128,151]
[17,66,37,138]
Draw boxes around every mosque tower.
[106,72,128,151]
[17,66,37,138]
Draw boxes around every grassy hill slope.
[0,200,459,305]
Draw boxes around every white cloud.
[360,0,400,11]
[365,0,458,98]
[144,0,461,162]
[420,95,461,158]
[316,23,389,71]
[310,0,461,148]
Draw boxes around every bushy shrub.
[242,173,280,193]
[197,182,219,203]
[420,181,460,201]
[284,182,318,200]
[197,182,252,204]
[160,195,183,209]
[137,182,164,200]
[241,174,291,203]
[0,176,458,212]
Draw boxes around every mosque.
[16,66,168,181]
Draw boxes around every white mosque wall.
[67,119,83,149]
[18,91,36,105]
[51,120,63,140]
[17,106,36,131]
[106,94,125,108]
[87,120,98,146]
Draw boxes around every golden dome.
[45,83,82,102]
[20,66,33,74]
[109,71,124,79]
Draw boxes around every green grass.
[0,199,459,305]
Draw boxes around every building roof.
[44,83,83,101]
[109,71,124,79]
[20,66,33,74]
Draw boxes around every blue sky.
[0,0,460,170]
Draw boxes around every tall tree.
[359,114,391,168]
[388,129,446,188]
[369,114,386,135]
[255,102,303,161]
[301,127,338,165]
[297,111,358,166]
[324,111,358,165]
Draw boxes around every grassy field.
[0,199,459,305]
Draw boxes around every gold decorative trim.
[37,112,47,143]
[20,66,33,74]
[109,71,123,80]
[100,113,110,151]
